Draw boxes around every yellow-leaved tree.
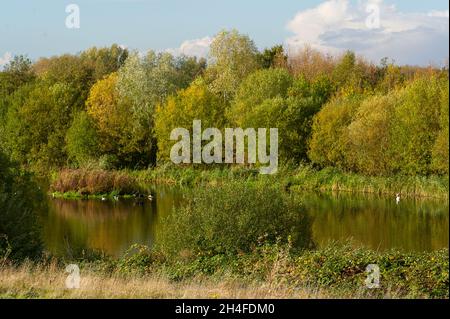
[154,79,227,162]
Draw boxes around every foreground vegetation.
[1,242,448,299]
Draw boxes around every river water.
[42,186,449,257]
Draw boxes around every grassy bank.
[49,164,449,199]
[1,243,448,299]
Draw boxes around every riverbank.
[49,165,449,199]
[1,243,448,299]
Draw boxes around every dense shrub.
[0,152,44,261]
[158,181,314,258]
[92,241,449,298]
[294,242,449,298]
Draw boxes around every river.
[41,186,449,257]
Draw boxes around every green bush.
[0,152,44,261]
[157,180,314,258]
[294,242,449,298]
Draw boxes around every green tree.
[2,82,79,172]
[80,44,128,82]
[432,78,449,175]
[206,29,259,100]
[65,111,100,167]
[228,68,293,126]
[229,69,332,162]
[308,95,363,169]
[257,45,287,69]
[0,55,35,96]
[389,77,443,175]
[346,93,398,175]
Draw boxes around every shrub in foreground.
[158,181,314,258]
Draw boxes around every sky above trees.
[0,0,449,68]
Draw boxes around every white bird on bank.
[396,193,401,204]
[101,196,107,201]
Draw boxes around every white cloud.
[286,0,449,65]
[0,52,12,68]
[166,36,213,58]
[428,10,449,18]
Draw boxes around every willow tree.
[206,29,259,101]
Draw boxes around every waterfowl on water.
[148,194,153,201]
[101,196,107,201]
[396,193,401,204]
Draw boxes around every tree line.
[0,29,448,176]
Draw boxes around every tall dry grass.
[50,169,138,195]
[0,262,330,299]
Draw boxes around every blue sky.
[1,0,449,66]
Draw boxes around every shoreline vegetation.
[49,165,450,200]
[1,243,448,299]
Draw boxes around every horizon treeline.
[0,29,448,177]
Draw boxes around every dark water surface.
[42,187,449,257]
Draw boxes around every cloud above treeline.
[167,0,448,66]
[0,52,12,69]
[285,0,449,65]
[166,36,213,59]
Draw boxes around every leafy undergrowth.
[8,242,441,299]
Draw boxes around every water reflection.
[43,186,183,257]
[298,192,449,252]
[42,187,449,258]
